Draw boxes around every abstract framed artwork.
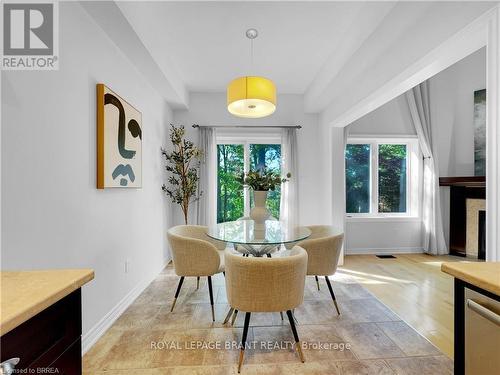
[473,89,486,176]
[97,84,142,188]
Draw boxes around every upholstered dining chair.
[292,226,344,315]
[225,246,308,373]
[167,225,226,321]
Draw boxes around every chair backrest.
[224,246,308,312]
[296,226,344,276]
[167,225,224,276]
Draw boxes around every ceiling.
[110,1,498,116]
[117,1,395,94]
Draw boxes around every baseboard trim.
[81,258,170,354]
[345,247,424,255]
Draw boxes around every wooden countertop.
[441,262,500,296]
[0,269,94,336]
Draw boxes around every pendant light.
[227,29,276,118]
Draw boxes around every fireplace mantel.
[439,176,485,187]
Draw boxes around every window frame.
[345,136,420,220]
[216,133,282,219]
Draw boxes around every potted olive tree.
[162,125,202,225]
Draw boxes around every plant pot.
[250,190,271,229]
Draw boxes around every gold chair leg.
[286,310,305,363]
[296,342,305,363]
[237,349,245,373]
[231,309,239,325]
[238,312,251,373]
[170,276,185,312]
[325,276,340,315]
[223,307,234,324]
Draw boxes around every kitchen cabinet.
[442,262,500,375]
[0,270,94,374]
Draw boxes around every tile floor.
[83,265,453,374]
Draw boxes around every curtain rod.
[192,124,302,129]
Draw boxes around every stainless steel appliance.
[465,288,500,374]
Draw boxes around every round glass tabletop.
[206,220,311,245]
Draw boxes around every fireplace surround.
[439,176,486,259]
[465,198,486,258]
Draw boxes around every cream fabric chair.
[225,246,308,373]
[293,225,344,315]
[167,225,226,321]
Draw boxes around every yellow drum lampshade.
[227,76,276,118]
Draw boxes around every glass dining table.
[206,219,311,257]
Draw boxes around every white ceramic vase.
[250,190,271,229]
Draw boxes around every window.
[345,138,419,217]
[217,144,244,223]
[378,144,407,213]
[345,144,371,213]
[217,138,282,223]
[249,144,282,219]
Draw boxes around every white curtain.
[406,82,447,255]
[196,127,217,227]
[280,128,299,228]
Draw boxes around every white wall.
[319,47,486,254]
[1,2,172,349]
[348,95,415,136]
[345,219,423,254]
[345,94,423,254]
[172,92,324,226]
[429,47,486,246]
[430,47,486,177]
[316,116,345,255]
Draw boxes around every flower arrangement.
[237,169,291,191]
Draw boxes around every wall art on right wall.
[473,88,486,176]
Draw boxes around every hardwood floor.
[340,253,470,359]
